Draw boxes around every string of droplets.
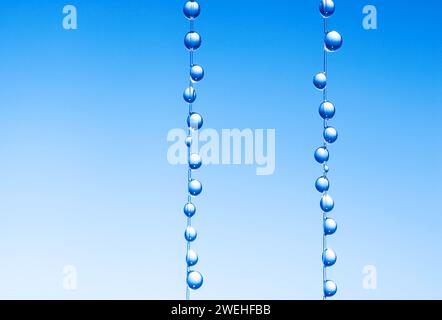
[313,0,342,300]
[183,0,204,300]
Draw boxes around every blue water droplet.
[324,218,337,235]
[191,65,204,82]
[315,147,329,164]
[183,1,200,20]
[184,203,196,217]
[315,176,330,193]
[324,164,329,173]
[185,226,197,242]
[322,248,337,267]
[187,112,203,130]
[189,179,202,196]
[185,136,193,147]
[189,153,202,170]
[186,249,199,266]
[320,194,335,212]
[313,72,327,90]
[325,31,343,52]
[187,271,203,290]
[185,31,202,50]
[183,87,196,103]
[324,126,338,144]
[319,0,335,18]
[324,280,337,297]
[319,101,336,120]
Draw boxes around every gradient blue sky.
[0,0,441,299]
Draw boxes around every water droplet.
[324,126,338,144]
[186,249,199,266]
[183,1,200,20]
[313,72,327,90]
[191,65,204,82]
[320,194,335,212]
[187,112,203,130]
[315,147,329,164]
[324,280,337,297]
[183,87,196,103]
[185,136,193,147]
[319,101,335,120]
[319,0,335,18]
[185,226,197,242]
[315,176,330,193]
[322,248,337,267]
[185,31,202,50]
[189,153,202,170]
[325,31,343,52]
[189,179,202,196]
[324,164,329,173]
[324,218,337,235]
[187,271,203,290]
[184,203,196,218]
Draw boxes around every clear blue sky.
[0,0,441,299]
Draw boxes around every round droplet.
[185,226,197,242]
[187,112,203,130]
[315,176,330,193]
[325,31,343,52]
[189,153,202,170]
[324,164,330,173]
[185,136,193,147]
[324,218,337,235]
[319,0,335,18]
[187,271,203,290]
[324,126,338,144]
[184,203,196,218]
[189,179,202,196]
[191,65,204,82]
[186,249,199,266]
[183,87,196,103]
[324,280,337,297]
[185,31,202,50]
[319,101,336,120]
[183,1,200,20]
[320,194,335,212]
[313,72,327,90]
[315,147,329,164]
[322,248,337,267]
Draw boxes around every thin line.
[322,212,327,300]
[189,52,194,112]
[185,18,194,302]
[323,19,328,102]
[185,16,195,303]
[186,220,191,300]
[322,16,328,301]
[186,285,190,301]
